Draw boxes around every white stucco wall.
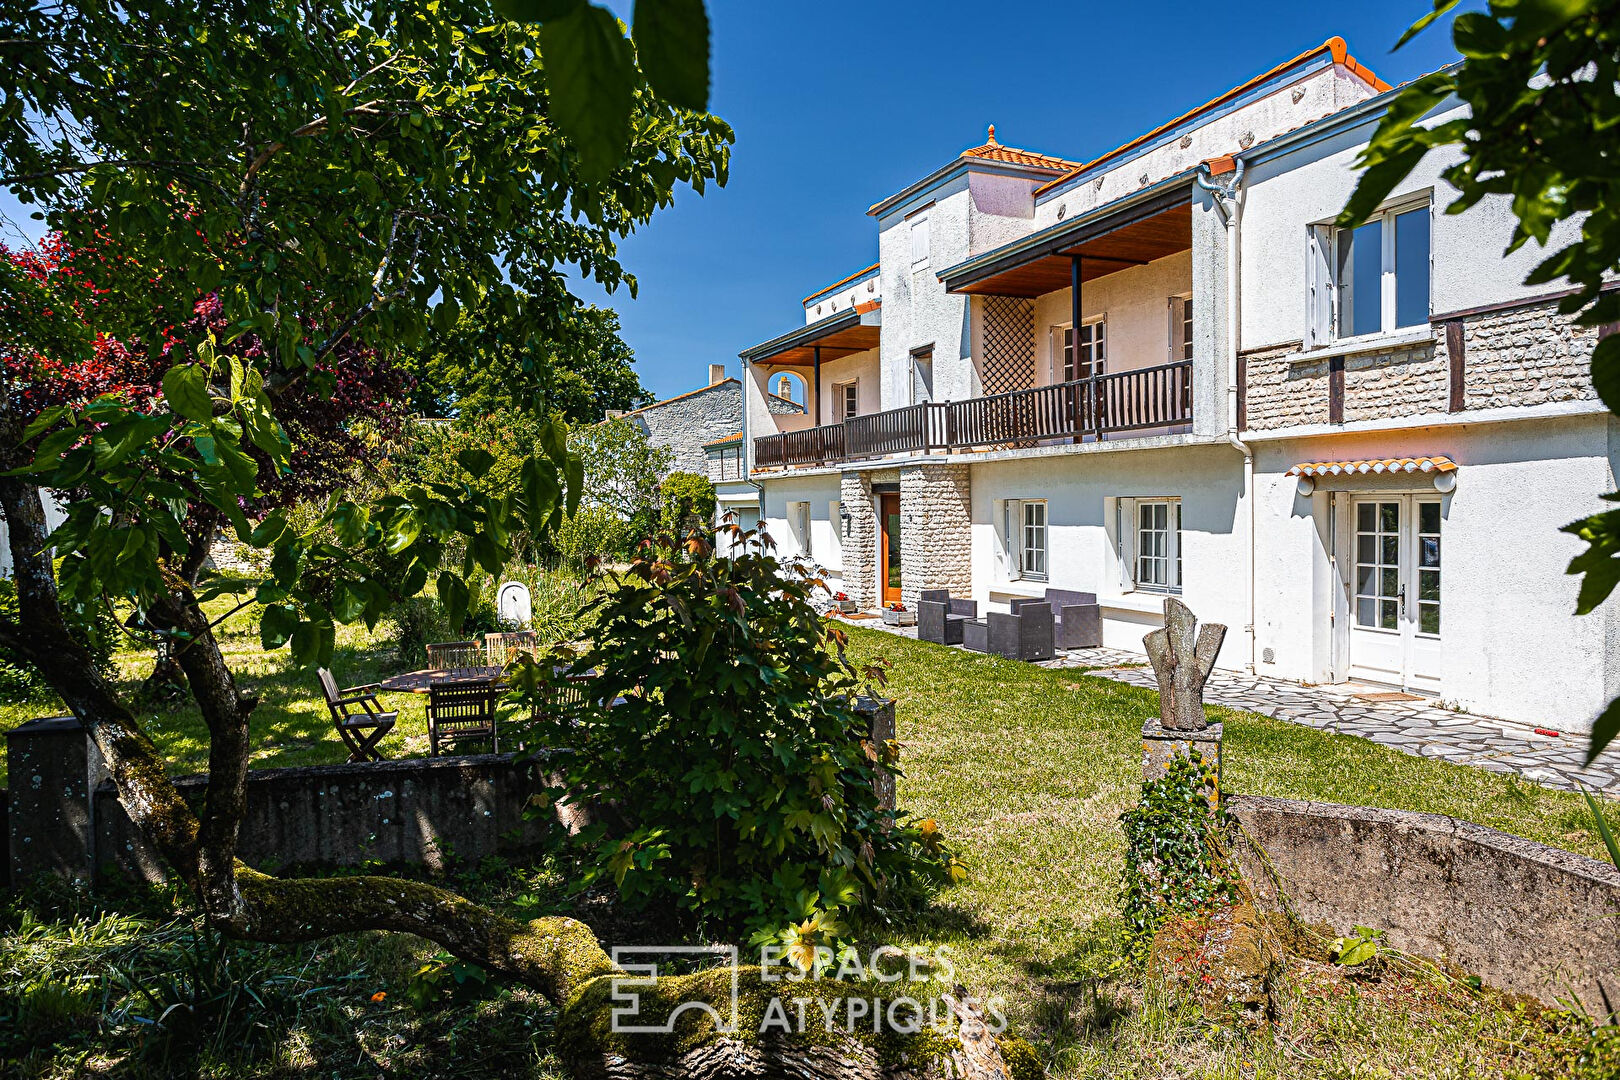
[1251,413,1620,732]
[803,267,881,325]
[1026,250,1194,384]
[1033,61,1379,228]
[1239,100,1589,350]
[0,493,67,579]
[760,473,847,580]
[967,445,1251,667]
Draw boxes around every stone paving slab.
[847,618,1620,795]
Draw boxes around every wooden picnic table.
[377,667,504,694]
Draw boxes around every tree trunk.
[0,471,1020,1079]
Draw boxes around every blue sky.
[0,2,1468,403]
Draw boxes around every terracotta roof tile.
[960,125,1080,171]
[1286,456,1458,478]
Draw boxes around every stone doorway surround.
[838,463,972,611]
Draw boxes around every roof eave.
[738,305,881,363]
[867,157,1072,220]
[938,172,1197,293]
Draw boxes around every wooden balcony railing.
[753,359,1192,469]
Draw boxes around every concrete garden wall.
[1229,794,1620,1006]
[6,715,552,887]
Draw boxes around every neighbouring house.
[0,495,66,579]
[740,36,1620,733]
[611,363,801,550]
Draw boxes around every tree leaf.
[541,5,635,181]
[260,603,298,649]
[161,364,214,422]
[1592,334,1620,415]
[457,447,497,478]
[633,0,710,111]
[1581,784,1620,870]
[1395,0,1461,49]
[493,0,585,18]
[1587,696,1620,768]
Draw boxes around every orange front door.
[879,493,902,605]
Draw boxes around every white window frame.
[835,379,860,421]
[1315,196,1432,346]
[909,206,931,270]
[1051,316,1106,384]
[1114,496,1182,594]
[998,498,1047,581]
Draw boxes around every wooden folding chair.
[317,668,397,762]
[427,680,500,756]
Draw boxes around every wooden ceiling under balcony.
[944,188,1193,297]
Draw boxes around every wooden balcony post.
[813,345,822,427]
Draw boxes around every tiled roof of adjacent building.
[605,378,738,421]
[703,432,744,448]
[1034,36,1390,197]
[804,263,880,304]
[960,125,1080,171]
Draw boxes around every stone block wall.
[839,471,876,609]
[1241,297,1599,431]
[898,463,972,610]
[1460,302,1600,410]
[629,380,743,475]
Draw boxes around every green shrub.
[1118,751,1238,961]
[554,505,635,565]
[0,574,118,703]
[515,527,960,939]
[658,470,716,537]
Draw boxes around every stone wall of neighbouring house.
[627,380,743,475]
[839,471,877,609]
[1241,297,1601,430]
[1228,793,1620,1006]
[898,463,972,610]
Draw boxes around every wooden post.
[1143,596,1226,732]
[855,696,897,811]
[813,345,822,427]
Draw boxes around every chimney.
[709,363,727,386]
[604,409,626,420]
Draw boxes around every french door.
[1348,495,1442,692]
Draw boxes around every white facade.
[739,37,1620,733]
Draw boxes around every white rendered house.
[739,37,1620,734]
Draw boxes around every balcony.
[754,359,1192,469]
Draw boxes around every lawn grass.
[3,616,1612,1078]
[845,626,1613,1078]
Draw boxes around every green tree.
[1341,0,1620,762]
[659,469,717,536]
[400,300,651,423]
[0,6,1020,1071]
[571,414,673,522]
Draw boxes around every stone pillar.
[6,715,106,885]
[1142,718,1223,803]
[855,696,897,810]
[839,470,876,609]
[898,463,971,610]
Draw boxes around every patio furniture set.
[317,630,564,762]
[916,588,1102,662]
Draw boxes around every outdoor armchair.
[917,589,978,645]
[987,598,1055,662]
[1044,588,1103,649]
[317,668,396,762]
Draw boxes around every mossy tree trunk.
[0,469,1015,1079]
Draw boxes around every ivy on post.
[1141,598,1227,797]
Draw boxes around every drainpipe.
[1196,157,1256,673]
[740,357,768,513]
